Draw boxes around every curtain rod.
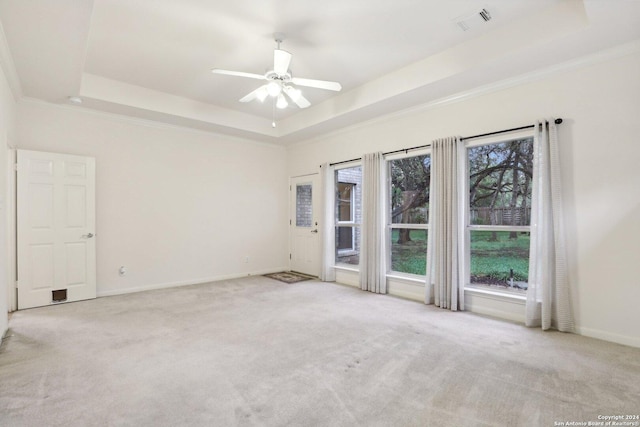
[460,118,563,141]
[328,118,563,167]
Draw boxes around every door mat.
[264,271,314,284]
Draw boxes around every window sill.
[334,264,359,273]
[337,249,358,256]
[464,287,526,304]
[386,273,425,287]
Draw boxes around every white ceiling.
[1,0,639,144]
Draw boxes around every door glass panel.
[296,184,312,227]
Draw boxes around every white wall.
[0,62,16,337]
[288,48,640,347]
[16,101,289,296]
[6,44,640,348]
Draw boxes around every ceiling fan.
[211,36,342,110]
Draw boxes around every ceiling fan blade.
[211,69,265,80]
[291,92,311,109]
[291,77,342,91]
[273,49,292,75]
[283,86,310,108]
[239,85,268,103]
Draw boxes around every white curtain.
[359,152,387,294]
[526,119,574,331]
[425,137,464,310]
[319,163,336,282]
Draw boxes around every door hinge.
[289,253,292,260]
[289,185,291,191]
[289,219,291,225]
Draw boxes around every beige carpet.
[1,276,639,426]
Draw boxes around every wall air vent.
[454,7,492,32]
[457,21,470,32]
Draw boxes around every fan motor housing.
[266,71,291,81]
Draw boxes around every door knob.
[82,233,94,238]
[310,229,318,233]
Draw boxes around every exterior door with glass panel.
[17,150,96,309]
[290,174,320,276]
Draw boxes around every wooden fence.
[470,207,531,226]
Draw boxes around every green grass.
[390,229,530,284]
[390,229,427,275]
[470,231,529,282]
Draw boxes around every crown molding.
[288,39,640,148]
[18,97,285,150]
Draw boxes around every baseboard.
[387,289,424,304]
[96,267,289,297]
[575,326,640,349]
[464,304,525,324]
[387,288,424,303]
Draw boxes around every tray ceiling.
[1,0,639,144]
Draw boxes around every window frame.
[462,129,534,295]
[385,148,431,278]
[336,182,356,252]
[334,162,362,268]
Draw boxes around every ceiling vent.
[454,8,492,32]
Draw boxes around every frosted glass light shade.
[276,93,288,109]
[267,81,282,97]
[255,86,269,102]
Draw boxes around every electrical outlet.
[119,266,126,276]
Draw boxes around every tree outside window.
[388,154,431,275]
[467,137,533,292]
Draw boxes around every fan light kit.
[212,34,342,123]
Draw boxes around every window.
[466,136,534,293]
[336,182,355,250]
[388,154,431,276]
[335,166,362,266]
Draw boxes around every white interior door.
[17,150,96,309]
[290,174,320,277]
